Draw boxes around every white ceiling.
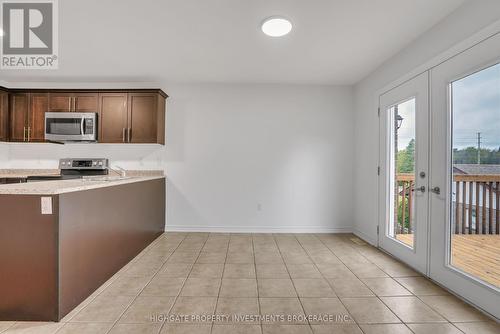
[1,0,466,85]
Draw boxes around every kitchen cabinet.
[0,177,27,184]
[30,93,49,141]
[48,92,98,112]
[0,87,166,144]
[99,91,166,144]
[128,92,165,144]
[0,90,8,141]
[10,92,48,142]
[98,92,128,143]
[10,93,29,142]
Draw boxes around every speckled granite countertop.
[0,176,165,195]
[0,169,165,195]
[0,169,61,178]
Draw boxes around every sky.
[452,62,500,150]
[396,98,416,151]
[394,62,500,151]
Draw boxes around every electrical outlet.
[41,197,52,215]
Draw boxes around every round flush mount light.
[261,16,292,37]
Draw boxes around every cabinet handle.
[122,128,126,143]
[23,126,26,141]
[28,127,30,142]
[73,97,76,111]
[68,97,71,111]
[128,128,131,142]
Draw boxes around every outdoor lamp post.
[394,109,404,234]
[396,114,404,130]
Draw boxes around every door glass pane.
[388,98,416,248]
[450,63,500,288]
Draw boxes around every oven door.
[45,112,97,141]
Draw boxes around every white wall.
[165,84,353,232]
[353,0,500,244]
[2,83,354,233]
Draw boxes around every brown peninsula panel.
[0,177,165,321]
[58,177,165,318]
[0,195,59,321]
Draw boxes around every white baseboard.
[165,225,353,234]
[352,229,378,246]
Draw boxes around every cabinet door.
[0,91,9,141]
[157,95,166,145]
[10,93,29,142]
[29,93,48,142]
[74,93,98,112]
[99,93,128,143]
[127,93,158,143]
[48,93,73,112]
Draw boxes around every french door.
[379,72,429,274]
[429,32,500,319]
[379,32,500,319]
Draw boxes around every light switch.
[41,197,53,215]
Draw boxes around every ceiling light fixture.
[261,16,292,37]
[0,28,4,37]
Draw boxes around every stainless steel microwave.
[45,112,97,142]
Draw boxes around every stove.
[27,158,109,182]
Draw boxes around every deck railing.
[396,173,500,235]
[395,173,415,235]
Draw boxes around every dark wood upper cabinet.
[156,95,166,145]
[1,88,166,144]
[74,93,98,112]
[48,93,72,112]
[9,92,48,142]
[128,93,158,143]
[99,91,166,144]
[0,90,9,141]
[48,92,98,112]
[29,93,49,142]
[98,93,128,143]
[10,93,29,142]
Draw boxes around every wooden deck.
[396,234,500,287]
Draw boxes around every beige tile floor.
[0,233,498,334]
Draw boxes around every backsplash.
[0,142,166,170]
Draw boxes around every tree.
[453,146,500,164]
[397,139,415,173]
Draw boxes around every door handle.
[122,128,126,143]
[413,186,426,193]
[430,187,441,195]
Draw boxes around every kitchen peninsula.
[0,170,165,321]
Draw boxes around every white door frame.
[429,32,500,320]
[378,72,429,274]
